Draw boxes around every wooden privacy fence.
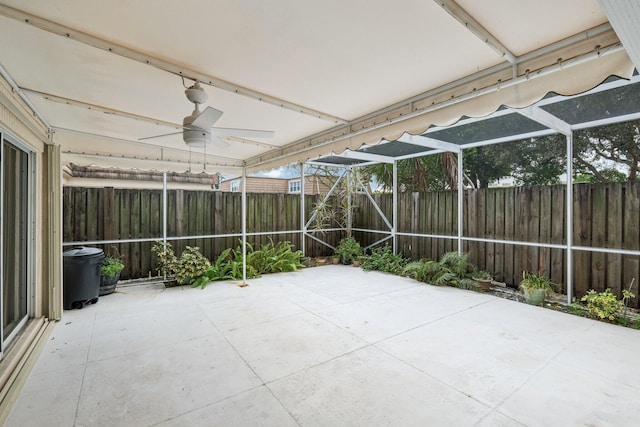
[353,182,640,307]
[64,182,640,307]
[63,188,338,280]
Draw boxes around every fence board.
[590,185,607,291]
[550,186,565,288]
[573,184,592,299]
[494,189,505,281]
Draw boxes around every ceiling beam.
[0,4,347,125]
[52,127,243,162]
[23,88,183,131]
[434,0,517,64]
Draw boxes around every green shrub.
[580,288,635,321]
[402,252,476,287]
[192,248,235,289]
[193,240,305,289]
[252,239,305,273]
[174,246,211,285]
[361,245,407,274]
[151,241,178,277]
[101,256,124,277]
[402,261,432,282]
[334,237,362,265]
[439,252,471,278]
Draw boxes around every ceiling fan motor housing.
[183,127,209,147]
[183,111,209,147]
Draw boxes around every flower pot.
[523,288,546,306]
[332,257,340,265]
[99,271,121,296]
[474,278,492,291]
[352,260,361,267]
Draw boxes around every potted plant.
[100,256,125,296]
[519,271,558,306]
[472,270,493,291]
[334,237,362,265]
[352,257,361,268]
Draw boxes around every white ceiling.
[0,0,636,173]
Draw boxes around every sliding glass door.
[1,133,32,351]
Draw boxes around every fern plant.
[402,252,477,287]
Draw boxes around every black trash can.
[63,247,104,310]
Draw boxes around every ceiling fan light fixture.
[183,128,209,147]
[185,81,208,105]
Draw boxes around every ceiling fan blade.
[138,131,181,141]
[210,135,230,148]
[191,106,223,129]
[212,127,275,139]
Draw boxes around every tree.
[574,120,640,182]
[463,144,512,188]
[511,134,567,185]
[362,152,458,193]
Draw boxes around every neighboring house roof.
[63,163,219,189]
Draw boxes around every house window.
[1,134,33,349]
[288,179,301,193]
[230,180,240,192]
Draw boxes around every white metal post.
[300,162,305,255]
[347,167,353,237]
[457,150,464,255]
[392,160,398,254]
[242,166,247,285]
[162,171,167,280]
[566,133,574,304]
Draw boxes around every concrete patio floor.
[5,266,640,426]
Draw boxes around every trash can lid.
[63,246,104,258]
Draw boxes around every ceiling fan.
[141,81,274,147]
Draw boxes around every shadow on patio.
[6,266,640,426]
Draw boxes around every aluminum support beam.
[304,171,346,229]
[347,168,353,237]
[435,0,517,64]
[241,167,247,285]
[396,134,461,153]
[162,172,167,280]
[339,150,395,164]
[457,150,464,254]
[300,163,306,255]
[515,106,572,135]
[392,160,398,254]
[354,173,393,231]
[566,134,574,304]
